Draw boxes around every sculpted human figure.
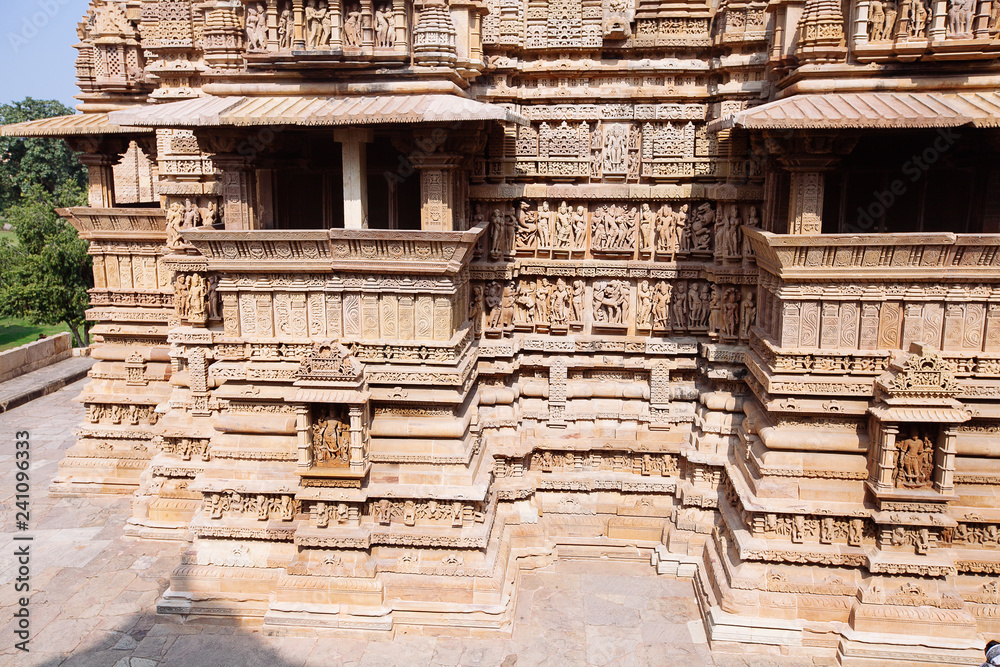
[571,280,584,321]
[592,205,608,249]
[740,291,756,338]
[515,201,537,249]
[594,281,626,324]
[245,2,267,51]
[639,203,655,251]
[278,4,293,49]
[165,204,185,250]
[708,286,722,335]
[572,205,587,249]
[500,282,515,328]
[687,282,700,327]
[486,282,502,329]
[175,274,190,319]
[203,201,219,228]
[536,278,551,323]
[869,0,886,39]
[897,433,934,486]
[697,282,711,327]
[207,275,220,320]
[884,0,899,37]
[551,278,571,325]
[344,4,362,46]
[515,280,536,323]
[321,10,332,47]
[184,198,202,228]
[188,274,207,321]
[470,284,484,335]
[676,204,689,252]
[655,204,675,257]
[490,209,505,260]
[692,202,714,251]
[910,0,928,36]
[723,288,739,337]
[306,0,326,48]
[375,4,392,47]
[637,280,652,327]
[948,0,974,35]
[724,205,742,257]
[670,280,688,331]
[554,201,573,248]
[536,201,552,248]
[652,282,670,330]
[503,210,516,256]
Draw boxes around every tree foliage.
[0,184,92,347]
[0,98,87,212]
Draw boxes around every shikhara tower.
[6,0,1000,662]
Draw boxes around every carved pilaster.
[213,155,257,230]
[297,405,311,468]
[411,153,464,231]
[549,358,567,427]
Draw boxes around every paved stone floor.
[0,378,811,667]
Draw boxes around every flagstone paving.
[0,379,815,667]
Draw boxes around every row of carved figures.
[175,273,220,323]
[246,0,397,51]
[480,200,759,260]
[867,0,980,40]
[86,403,160,426]
[165,198,219,251]
[474,278,756,338]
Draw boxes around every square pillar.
[335,128,374,229]
[787,169,825,235]
[411,153,464,231]
[213,155,257,230]
[82,155,117,208]
[297,405,311,469]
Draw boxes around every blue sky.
[1,0,89,109]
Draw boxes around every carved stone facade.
[5,0,1000,663]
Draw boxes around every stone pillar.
[411,153,463,231]
[974,0,992,37]
[297,405,311,469]
[853,0,870,46]
[393,0,408,51]
[78,153,119,208]
[334,128,373,229]
[934,425,958,495]
[267,0,280,49]
[786,169,825,235]
[349,405,365,469]
[293,0,306,49]
[256,169,276,229]
[330,0,343,48]
[214,155,257,230]
[929,0,947,39]
[874,423,899,492]
[361,0,375,47]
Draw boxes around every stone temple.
[6,0,1000,663]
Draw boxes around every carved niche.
[311,405,351,468]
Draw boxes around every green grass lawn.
[0,317,70,351]
[0,230,17,246]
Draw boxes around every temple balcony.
[744,228,1000,415]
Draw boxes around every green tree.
[0,184,92,347]
[0,98,87,211]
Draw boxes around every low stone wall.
[0,333,73,383]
